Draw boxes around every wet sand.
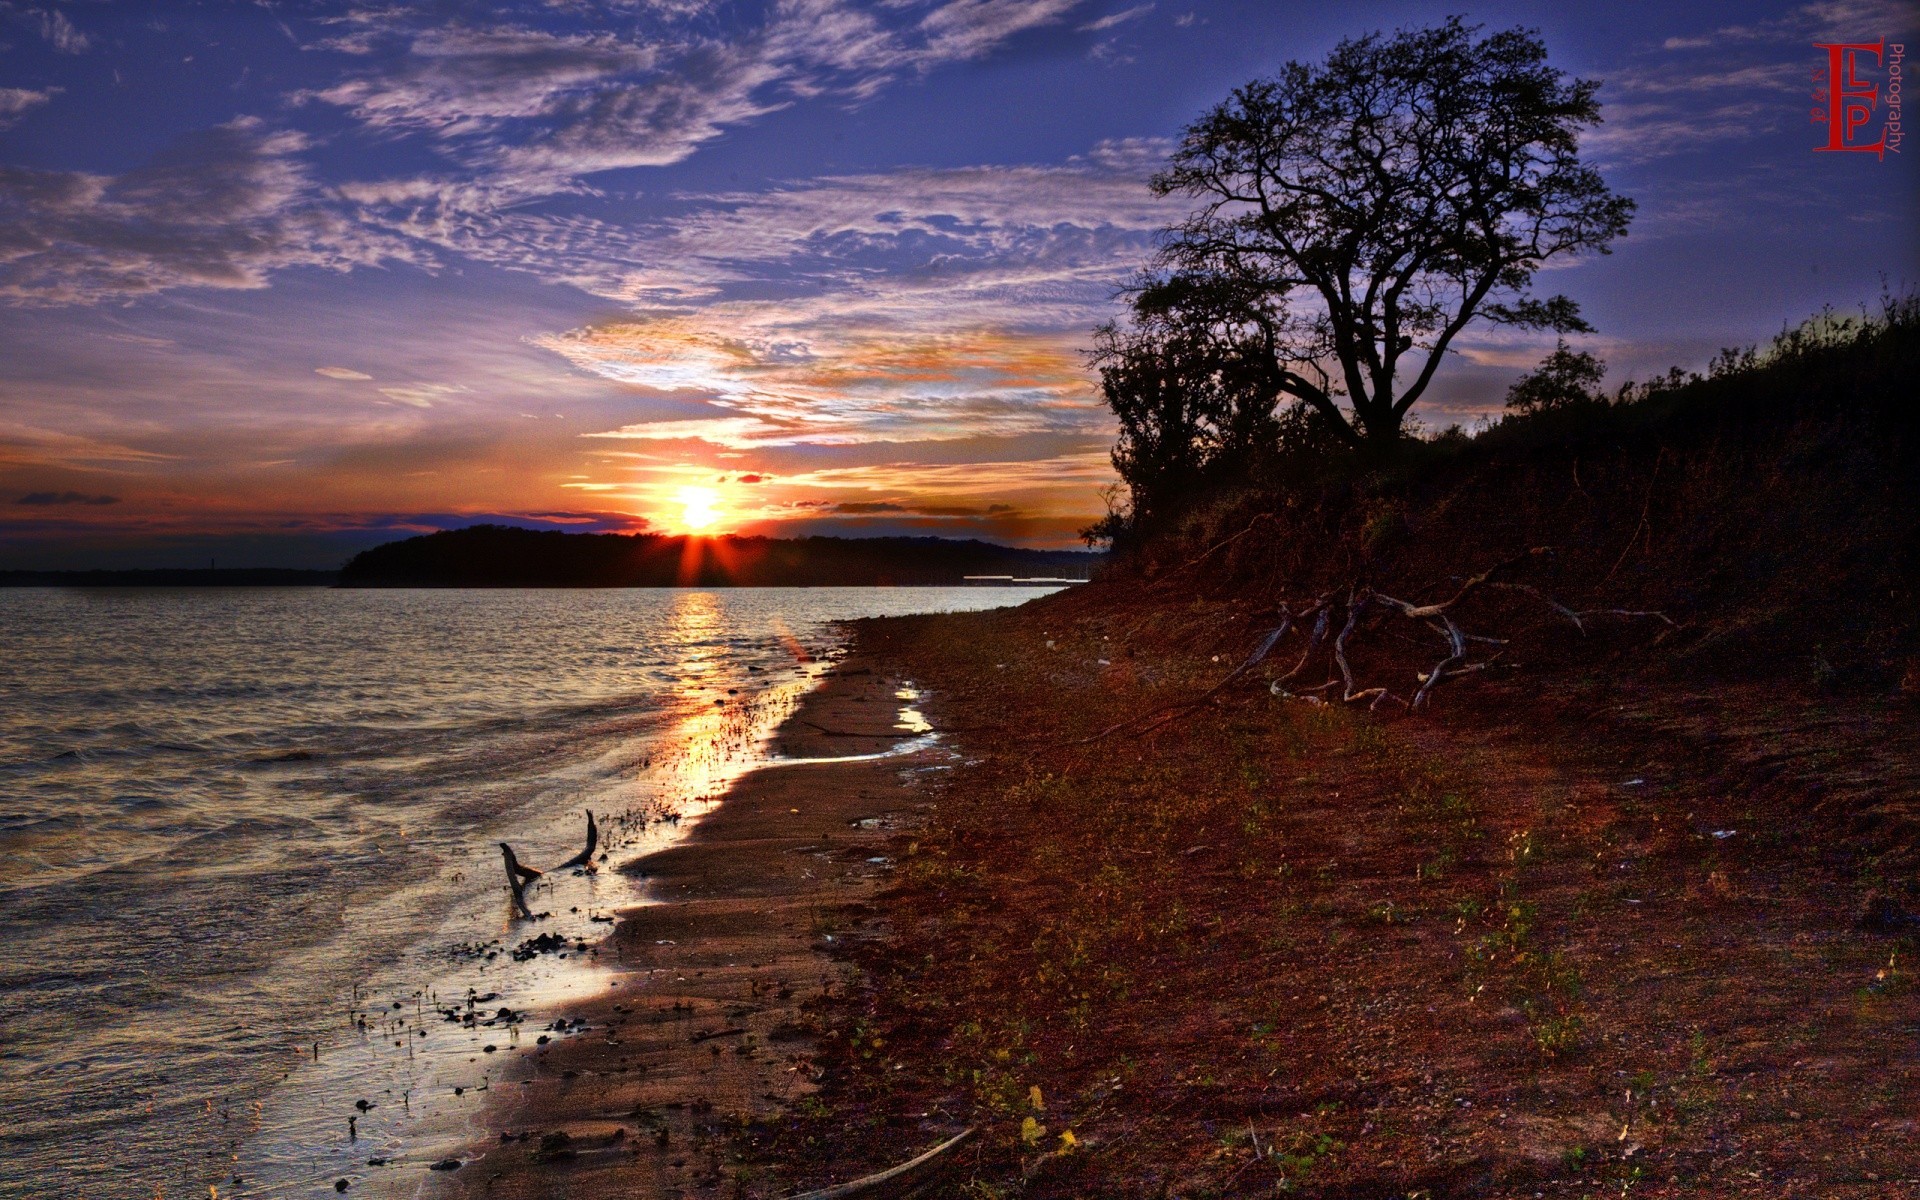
[427,657,939,1198]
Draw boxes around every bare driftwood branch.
[1333,592,1367,700]
[1576,608,1677,627]
[1088,549,1674,735]
[1410,614,1467,710]
[1277,604,1332,684]
[555,810,598,871]
[1485,581,1584,632]
[786,1127,978,1200]
[500,843,538,919]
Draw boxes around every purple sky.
[2,0,1915,568]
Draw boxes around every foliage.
[1139,16,1631,449]
[1505,338,1607,413]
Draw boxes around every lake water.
[0,586,1051,1198]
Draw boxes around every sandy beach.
[426,655,957,1199]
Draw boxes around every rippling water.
[0,586,1049,1198]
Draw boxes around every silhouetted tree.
[1505,338,1607,412]
[1134,17,1633,450]
[1090,291,1280,534]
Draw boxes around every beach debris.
[554,810,599,872]
[499,843,540,919]
[531,1131,577,1163]
[428,1159,462,1172]
[690,1026,748,1043]
[510,932,580,961]
[786,1126,977,1199]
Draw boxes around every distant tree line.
[338,526,1101,587]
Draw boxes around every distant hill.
[338,526,1103,587]
[0,568,339,587]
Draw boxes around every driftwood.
[690,1026,748,1043]
[787,1127,978,1200]
[1080,549,1674,735]
[500,843,539,919]
[554,810,598,871]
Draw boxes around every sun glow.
[677,486,722,533]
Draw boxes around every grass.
[732,589,1920,1198]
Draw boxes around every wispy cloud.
[1589,0,1919,164]
[35,6,89,53]
[0,86,57,128]
[1080,3,1153,33]
[376,382,469,408]
[0,118,421,304]
[566,322,1108,446]
[306,0,1094,192]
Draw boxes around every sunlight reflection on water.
[0,586,1054,1198]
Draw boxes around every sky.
[1,0,1915,569]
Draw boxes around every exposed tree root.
[1082,549,1673,738]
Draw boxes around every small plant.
[1532,1011,1584,1057]
[1687,1029,1712,1076]
[1271,1130,1344,1191]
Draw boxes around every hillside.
[337,526,1101,587]
[713,302,1920,1199]
[1105,298,1920,692]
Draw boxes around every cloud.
[15,490,119,505]
[307,0,1095,191]
[307,26,660,132]
[376,382,468,408]
[0,118,421,304]
[1079,4,1152,33]
[563,319,1111,449]
[0,86,57,128]
[351,141,1178,329]
[1652,0,1914,52]
[315,366,375,380]
[1591,0,1920,164]
[521,145,1176,459]
[36,7,90,53]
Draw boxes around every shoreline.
[427,653,950,1198]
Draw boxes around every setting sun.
[677,486,722,533]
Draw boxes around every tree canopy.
[1110,16,1632,478]
[1505,338,1608,413]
